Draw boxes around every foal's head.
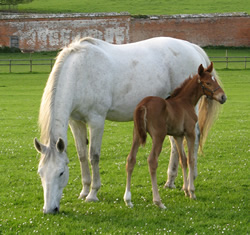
[198,63,227,104]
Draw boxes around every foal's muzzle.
[219,94,227,104]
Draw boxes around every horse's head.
[198,62,227,104]
[34,138,69,214]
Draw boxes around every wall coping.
[0,11,248,20]
[0,12,130,20]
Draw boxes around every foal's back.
[135,95,197,138]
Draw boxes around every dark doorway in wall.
[10,36,19,48]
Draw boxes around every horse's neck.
[43,72,75,147]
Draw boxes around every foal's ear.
[56,138,65,153]
[198,64,204,76]
[34,138,47,154]
[206,62,213,73]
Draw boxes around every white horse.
[34,37,221,213]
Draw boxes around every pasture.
[17,0,250,15]
[0,49,249,234]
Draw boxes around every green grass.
[0,49,249,233]
[16,0,250,15]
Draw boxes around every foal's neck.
[176,75,203,106]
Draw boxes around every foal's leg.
[85,116,105,202]
[164,136,179,189]
[124,129,140,208]
[69,120,91,199]
[173,136,189,197]
[186,133,196,199]
[148,137,166,209]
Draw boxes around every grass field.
[1,47,250,73]
[14,0,250,15]
[0,48,249,234]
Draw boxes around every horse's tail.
[134,105,147,146]
[196,46,223,152]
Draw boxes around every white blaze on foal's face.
[35,138,69,214]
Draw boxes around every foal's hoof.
[164,181,176,189]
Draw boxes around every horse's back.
[63,37,211,122]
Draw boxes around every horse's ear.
[34,138,47,154]
[56,138,65,153]
[198,64,204,76]
[206,62,213,73]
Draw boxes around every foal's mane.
[38,37,97,145]
[169,75,197,99]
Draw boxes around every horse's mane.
[38,37,97,145]
[169,75,196,99]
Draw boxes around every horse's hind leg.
[85,117,105,202]
[148,137,166,209]
[193,122,200,180]
[69,120,91,199]
[186,133,196,199]
[165,136,179,189]
[124,129,140,208]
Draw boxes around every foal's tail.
[134,105,147,146]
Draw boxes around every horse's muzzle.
[43,207,59,214]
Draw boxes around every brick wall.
[0,12,249,51]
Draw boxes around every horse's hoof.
[85,194,99,202]
[189,192,196,200]
[154,201,166,210]
[164,182,176,189]
[184,189,190,197]
[78,192,88,199]
[85,197,99,202]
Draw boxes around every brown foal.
[124,62,227,209]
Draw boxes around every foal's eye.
[59,172,64,177]
[206,82,211,86]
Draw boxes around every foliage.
[0,46,21,53]
[0,49,249,234]
[0,0,32,5]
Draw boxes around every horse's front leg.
[85,117,105,202]
[164,136,179,189]
[69,120,91,199]
[193,122,200,180]
[173,136,189,197]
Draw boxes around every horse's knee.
[90,153,100,165]
[78,153,88,162]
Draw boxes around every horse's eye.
[206,82,211,86]
[59,172,64,177]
